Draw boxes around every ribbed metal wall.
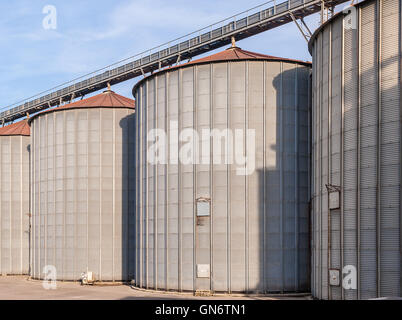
[30,108,135,281]
[0,135,30,275]
[310,0,401,299]
[133,59,311,293]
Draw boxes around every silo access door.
[195,199,211,292]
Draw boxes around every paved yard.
[0,276,310,300]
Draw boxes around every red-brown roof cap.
[0,120,30,136]
[133,46,311,95]
[174,46,311,67]
[29,90,135,124]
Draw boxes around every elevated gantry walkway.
[0,0,349,124]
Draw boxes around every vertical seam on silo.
[376,0,382,297]
[178,69,182,292]
[315,42,319,297]
[45,114,49,276]
[263,61,266,293]
[30,124,33,277]
[227,62,231,294]
[357,6,362,300]
[126,108,130,281]
[30,126,32,276]
[41,119,44,277]
[31,125,34,277]
[320,33,324,299]
[155,76,158,290]
[328,24,333,300]
[137,89,140,286]
[86,110,89,278]
[245,61,249,294]
[136,91,140,286]
[35,121,38,277]
[312,45,315,296]
[74,111,77,280]
[280,61,284,292]
[193,66,197,293]
[295,64,300,293]
[341,18,345,300]
[99,109,102,281]
[131,107,135,280]
[20,136,23,273]
[137,92,140,285]
[145,82,149,289]
[165,74,169,291]
[28,130,31,275]
[307,60,316,295]
[210,63,214,293]
[37,116,41,278]
[0,135,2,274]
[9,136,12,274]
[311,48,314,296]
[112,109,116,281]
[135,99,139,287]
[52,114,56,273]
[399,0,402,297]
[35,121,38,278]
[140,85,144,288]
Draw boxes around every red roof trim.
[28,90,135,124]
[0,120,30,136]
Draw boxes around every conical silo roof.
[0,120,30,136]
[28,89,135,124]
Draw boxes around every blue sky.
[0,0,348,111]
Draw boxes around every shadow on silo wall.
[311,29,402,299]
[253,65,311,293]
[120,112,136,281]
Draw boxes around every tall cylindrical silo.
[310,0,402,299]
[0,120,30,276]
[29,90,136,281]
[133,46,311,293]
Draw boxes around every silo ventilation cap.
[103,82,114,94]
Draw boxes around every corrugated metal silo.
[29,90,136,281]
[0,120,30,276]
[310,0,402,299]
[133,46,312,293]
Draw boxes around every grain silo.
[310,0,402,299]
[29,89,135,282]
[133,45,311,293]
[0,120,30,276]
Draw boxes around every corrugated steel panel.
[31,93,135,281]
[379,0,400,297]
[359,0,378,300]
[134,50,311,293]
[0,134,30,275]
[311,0,401,299]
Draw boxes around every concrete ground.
[0,276,310,300]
